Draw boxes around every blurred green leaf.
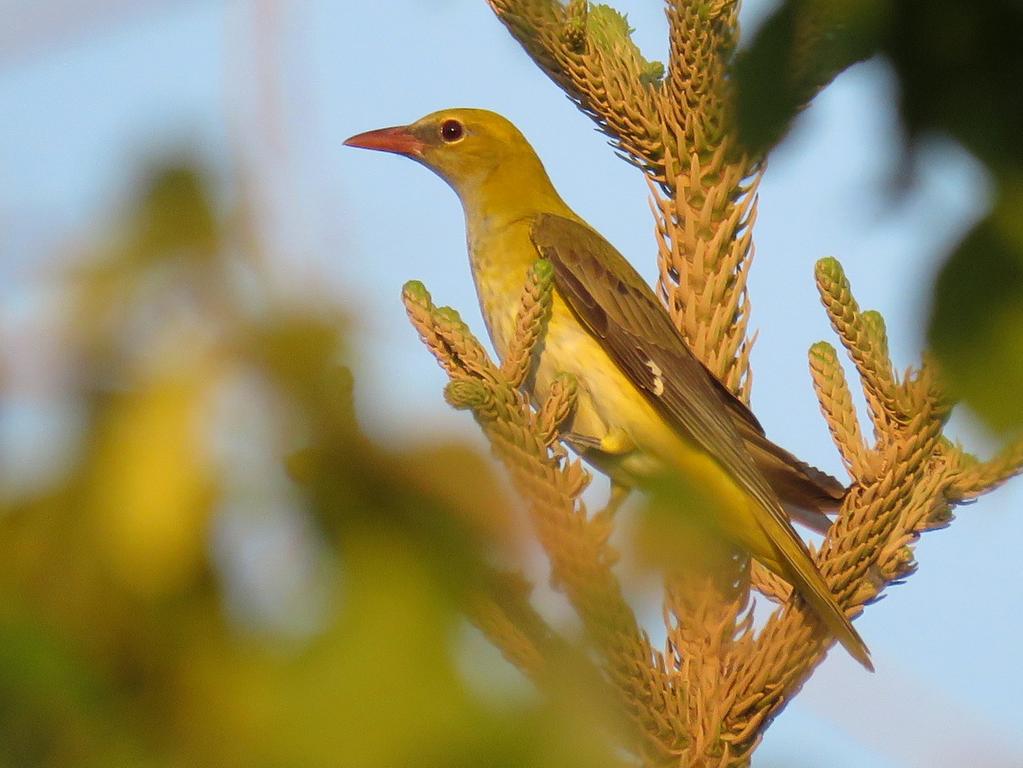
[734,0,886,155]
[133,163,219,260]
[883,0,1023,173]
[929,185,1023,432]
[735,0,1023,437]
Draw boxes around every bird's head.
[344,108,545,201]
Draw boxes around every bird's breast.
[470,230,635,429]
[466,219,701,486]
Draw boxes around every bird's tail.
[700,366,866,664]
[755,505,874,671]
[736,421,846,534]
[782,553,873,671]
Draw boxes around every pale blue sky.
[1,2,1021,765]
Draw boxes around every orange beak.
[343,125,425,157]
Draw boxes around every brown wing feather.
[736,420,844,533]
[533,213,796,523]
[531,213,870,669]
[694,358,846,531]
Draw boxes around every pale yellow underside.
[468,215,775,560]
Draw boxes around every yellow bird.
[345,108,871,670]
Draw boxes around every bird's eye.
[441,119,464,142]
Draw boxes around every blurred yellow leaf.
[89,373,216,597]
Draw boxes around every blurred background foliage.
[0,163,629,767]
[734,0,1023,433]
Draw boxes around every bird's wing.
[531,212,782,519]
[692,361,846,522]
[698,358,766,435]
[737,422,843,533]
[531,213,870,668]
[690,348,845,531]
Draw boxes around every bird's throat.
[459,154,574,239]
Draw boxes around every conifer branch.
[403,275,686,762]
[815,257,905,430]
[466,568,566,684]
[488,0,668,182]
[719,262,965,759]
[662,551,752,767]
[948,437,1023,500]
[663,0,740,158]
[808,341,874,480]
[650,165,760,401]
[749,561,792,604]
[501,259,556,387]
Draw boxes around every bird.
[344,108,871,670]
